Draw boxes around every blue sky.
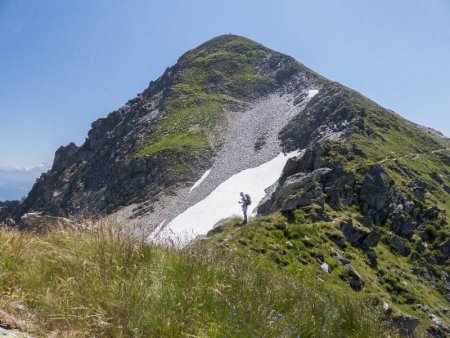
[1,0,450,170]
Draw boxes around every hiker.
[238,192,252,224]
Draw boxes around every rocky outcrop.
[359,165,392,226]
[340,264,364,290]
[390,211,415,238]
[280,84,361,151]
[340,217,380,249]
[257,147,357,216]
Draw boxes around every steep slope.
[0,34,449,336]
[1,35,327,227]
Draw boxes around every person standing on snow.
[239,192,252,224]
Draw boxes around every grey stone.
[392,236,410,257]
[391,211,415,238]
[440,239,450,260]
[360,165,392,226]
[206,225,224,237]
[430,314,450,333]
[320,262,330,273]
[393,314,420,334]
[340,217,380,249]
[340,264,364,290]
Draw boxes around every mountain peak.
[149,34,319,103]
[183,34,267,56]
[1,35,449,337]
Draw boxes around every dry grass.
[0,219,394,337]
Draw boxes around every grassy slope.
[134,36,264,159]
[134,35,306,161]
[209,213,449,336]
[0,222,395,337]
[308,88,450,334]
[347,89,449,210]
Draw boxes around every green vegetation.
[135,93,229,158]
[208,213,449,336]
[311,87,450,335]
[0,220,395,337]
[134,35,301,160]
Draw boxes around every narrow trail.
[378,147,449,164]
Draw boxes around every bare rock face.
[280,84,361,151]
[359,165,392,226]
[257,146,356,216]
[390,211,415,238]
[52,143,79,172]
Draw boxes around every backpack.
[244,194,252,206]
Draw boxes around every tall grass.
[0,221,393,337]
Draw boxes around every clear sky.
[1,0,450,168]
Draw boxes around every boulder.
[281,148,320,178]
[367,250,378,268]
[340,217,380,249]
[278,168,332,201]
[391,211,415,238]
[360,165,392,225]
[281,194,312,211]
[430,314,450,335]
[347,264,364,289]
[392,236,410,256]
[206,225,224,237]
[440,239,450,260]
[263,167,332,213]
[423,206,440,221]
[340,264,364,290]
[407,180,427,200]
[392,314,420,335]
[320,262,330,273]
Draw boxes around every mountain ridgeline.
[0,35,449,336]
[1,35,324,219]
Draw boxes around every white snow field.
[160,151,299,243]
[189,169,211,192]
[308,89,319,99]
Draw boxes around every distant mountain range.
[0,163,49,200]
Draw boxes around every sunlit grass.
[0,219,394,337]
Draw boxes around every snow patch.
[308,89,319,99]
[159,151,299,244]
[189,169,211,192]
